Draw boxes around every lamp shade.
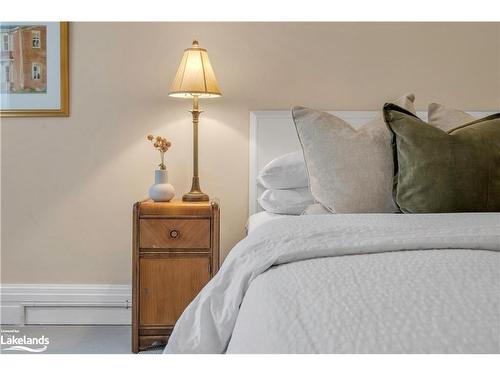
[169,40,222,98]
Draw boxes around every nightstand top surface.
[136,199,218,217]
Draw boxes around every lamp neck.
[190,96,201,124]
[183,93,209,202]
[192,95,200,112]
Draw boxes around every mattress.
[165,213,500,354]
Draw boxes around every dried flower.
[147,134,172,170]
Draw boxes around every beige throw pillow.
[428,103,477,131]
[292,93,416,213]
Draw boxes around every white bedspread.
[246,211,287,234]
[164,213,500,354]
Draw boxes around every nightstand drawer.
[139,219,210,249]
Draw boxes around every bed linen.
[247,206,330,234]
[164,213,500,354]
[227,249,498,353]
[246,211,288,234]
[258,187,315,215]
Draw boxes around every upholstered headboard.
[248,110,492,215]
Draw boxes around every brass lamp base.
[182,176,209,202]
[183,191,209,202]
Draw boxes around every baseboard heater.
[1,284,132,325]
[19,302,131,325]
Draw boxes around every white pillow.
[258,188,314,215]
[257,151,308,189]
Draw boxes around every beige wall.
[1,22,499,284]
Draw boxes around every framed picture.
[0,22,69,117]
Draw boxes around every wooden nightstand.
[131,199,220,353]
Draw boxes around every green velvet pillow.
[383,104,500,213]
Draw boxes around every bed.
[164,109,500,354]
[246,211,284,234]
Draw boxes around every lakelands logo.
[1,329,50,353]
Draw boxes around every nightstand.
[131,199,220,353]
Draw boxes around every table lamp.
[169,40,222,202]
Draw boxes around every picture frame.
[0,22,69,117]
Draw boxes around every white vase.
[149,169,175,202]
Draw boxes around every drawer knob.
[169,229,180,239]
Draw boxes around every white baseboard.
[1,284,132,325]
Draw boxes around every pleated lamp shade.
[169,40,222,98]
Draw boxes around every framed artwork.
[0,22,69,117]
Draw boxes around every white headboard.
[249,110,493,215]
